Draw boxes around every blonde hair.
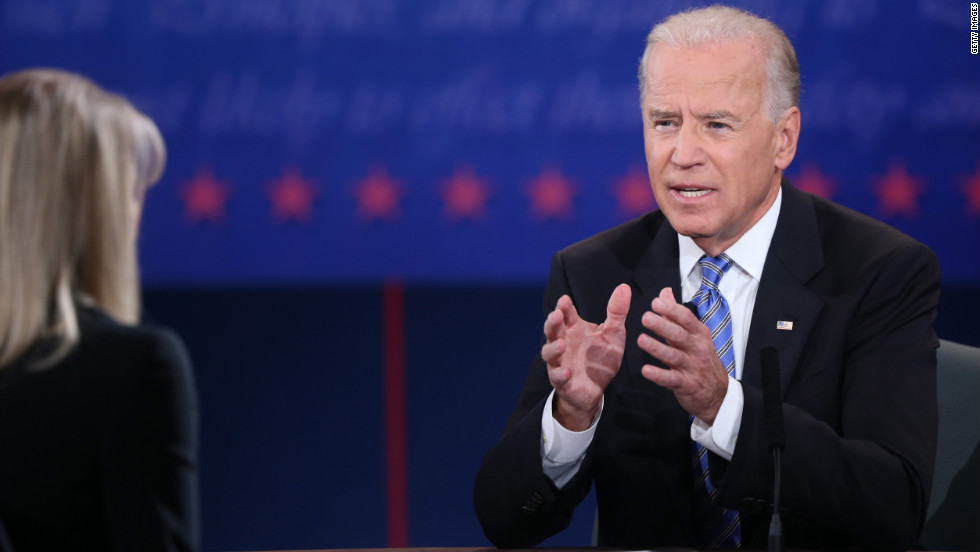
[638,5,800,123]
[0,68,165,368]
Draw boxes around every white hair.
[638,5,800,123]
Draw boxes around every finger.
[652,287,693,323]
[541,338,565,366]
[548,365,571,388]
[652,288,704,335]
[637,332,685,368]
[604,283,632,328]
[543,308,565,342]
[641,364,680,390]
[557,295,582,327]
[641,308,690,346]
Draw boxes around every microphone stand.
[761,347,785,552]
[769,446,783,552]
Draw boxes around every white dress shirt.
[541,188,782,488]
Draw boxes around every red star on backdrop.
[961,165,980,217]
[440,165,491,221]
[267,168,317,223]
[612,166,655,218]
[789,164,836,199]
[526,165,576,220]
[178,168,231,224]
[353,166,403,222]
[872,162,925,219]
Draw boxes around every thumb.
[604,283,632,327]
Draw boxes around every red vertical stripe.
[383,282,408,547]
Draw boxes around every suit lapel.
[743,181,825,393]
[627,211,682,376]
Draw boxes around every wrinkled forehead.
[644,39,767,112]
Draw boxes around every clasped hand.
[543,285,729,430]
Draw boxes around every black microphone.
[760,346,785,552]
[761,347,786,451]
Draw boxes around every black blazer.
[0,307,199,552]
[474,181,939,551]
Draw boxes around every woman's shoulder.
[79,307,184,353]
[76,307,193,386]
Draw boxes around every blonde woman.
[0,69,198,551]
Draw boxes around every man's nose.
[670,125,706,168]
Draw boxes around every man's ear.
[774,106,801,170]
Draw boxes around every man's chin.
[672,225,714,240]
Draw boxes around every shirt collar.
[678,186,782,282]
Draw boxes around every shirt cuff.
[691,378,743,461]
[541,390,602,487]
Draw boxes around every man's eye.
[708,121,729,130]
[654,120,675,128]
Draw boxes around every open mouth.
[676,188,712,198]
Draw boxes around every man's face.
[642,38,798,256]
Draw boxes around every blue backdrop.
[2,0,978,284]
[2,1,979,551]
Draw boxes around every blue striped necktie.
[690,254,741,548]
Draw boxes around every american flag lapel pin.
[776,320,794,331]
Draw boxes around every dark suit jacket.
[474,181,939,551]
[0,307,199,552]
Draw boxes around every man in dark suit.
[473,5,938,550]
